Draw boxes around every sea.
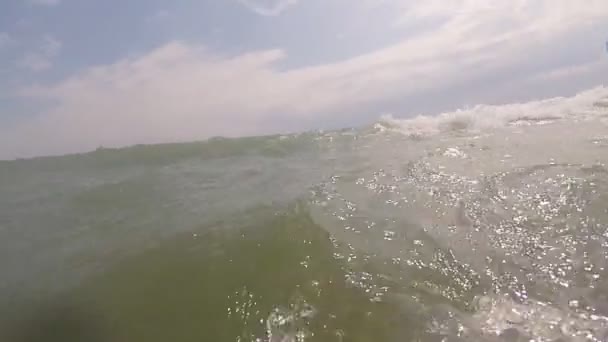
[1,86,608,341]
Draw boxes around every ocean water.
[1,87,608,341]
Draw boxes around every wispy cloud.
[526,58,608,83]
[27,0,61,6]
[238,0,298,16]
[146,9,171,23]
[18,54,53,71]
[17,34,62,71]
[0,32,13,48]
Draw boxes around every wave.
[374,86,608,137]
[0,133,322,175]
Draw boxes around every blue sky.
[1,0,607,158]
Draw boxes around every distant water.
[2,87,608,341]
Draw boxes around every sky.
[0,0,607,159]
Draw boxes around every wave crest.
[375,86,608,137]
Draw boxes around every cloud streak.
[146,9,171,23]
[238,0,298,16]
[17,34,62,71]
[527,58,608,83]
[27,0,61,6]
[0,32,13,48]
[3,0,608,158]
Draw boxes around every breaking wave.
[374,86,608,137]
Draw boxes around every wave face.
[1,86,608,341]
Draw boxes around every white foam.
[470,295,608,341]
[264,299,316,342]
[375,86,608,137]
[443,147,468,159]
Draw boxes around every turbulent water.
[2,87,608,341]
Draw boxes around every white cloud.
[27,0,61,6]
[0,32,13,48]
[527,59,608,83]
[146,9,171,23]
[17,54,53,71]
[17,34,62,71]
[238,0,298,16]
[3,0,608,158]
[43,35,61,55]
